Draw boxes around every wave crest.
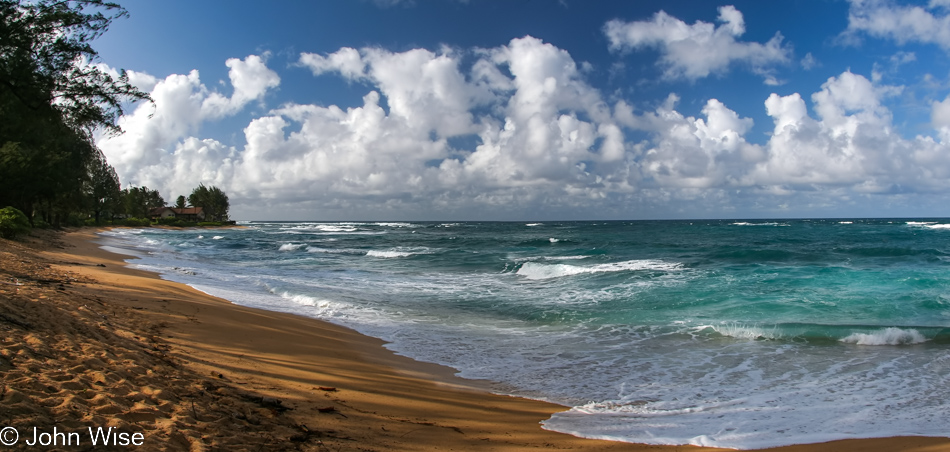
[516,259,683,280]
[731,222,788,227]
[702,323,934,345]
[840,328,927,345]
[365,247,432,258]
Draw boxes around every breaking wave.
[516,259,683,280]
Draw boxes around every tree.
[122,185,163,219]
[0,0,149,223]
[0,0,149,137]
[175,195,186,209]
[84,152,120,225]
[188,184,229,222]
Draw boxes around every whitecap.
[904,221,950,229]
[282,224,360,233]
[306,247,358,255]
[212,236,224,240]
[516,259,683,280]
[367,250,413,258]
[731,222,788,226]
[281,292,332,308]
[278,243,307,251]
[313,225,358,233]
[840,328,927,345]
[526,223,543,227]
[549,238,560,243]
[702,323,780,341]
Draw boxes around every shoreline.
[2,228,949,451]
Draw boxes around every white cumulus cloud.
[603,5,790,82]
[846,0,950,49]
[98,54,279,197]
[97,40,950,219]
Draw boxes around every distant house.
[172,207,205,222]
[149,207,176,220]
[149,206,206,222]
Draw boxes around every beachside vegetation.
[0,206,31,238]
[188,184,230,222]
[122,185,164,220]
[0,1,236,231]
[0,0,149,226]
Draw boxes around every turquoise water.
[100,219,950,449]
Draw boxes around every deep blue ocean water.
[100,219,950,449]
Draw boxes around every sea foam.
[731,222,788,226]
[840,327,927,345]
[366,247,431,258]
[516,259,683,280]
[904,221,950,229]
[367,250,414,258]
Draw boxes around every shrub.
[155,217,197,227]
[121,218,151,227]
[0,207,31,239]
[198,221,223,227]
[66,212,85,227]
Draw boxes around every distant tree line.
[0,0,230,235]
[83,182,230,225]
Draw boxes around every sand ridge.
[0,229,948,451]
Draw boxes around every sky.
[91,0,950,220]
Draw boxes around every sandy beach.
[1,229,948,451]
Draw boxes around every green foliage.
[0,0,150,136]
[197,221,223,227]
[157,217,195,228]
[175,195,186,209]
[0,0,150,226]
[84,153,121,224]
[122,185,163,219]
[188,184,230,222]
[65,212,84,227]
[118,217,150,227]
[0,206,31,238]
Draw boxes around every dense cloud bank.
[98,7,950,220]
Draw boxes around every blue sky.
[93,0,950,220]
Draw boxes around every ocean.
[98,219,950,449]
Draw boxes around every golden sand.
[0,229,947,451]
